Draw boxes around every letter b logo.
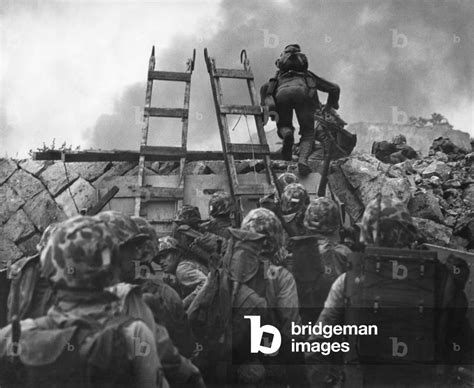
[245,315,282,355]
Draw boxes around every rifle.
[7,263,22,363]
[314,108,349,197]
[176,225,224,269]
[268,166,298,238]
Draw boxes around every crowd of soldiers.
[0,44,472,387]
[0,171,472,387]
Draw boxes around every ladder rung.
[227,143,270,155]
[148,71,191,82]
[140,146,187,158]
[132,186,185,199]
[214,68,253,79]
[220,105,262,115]
[234,184,274,196]
[145,107,188,118]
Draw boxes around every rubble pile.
[329,138,474,250]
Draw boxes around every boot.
[279,127,294,161]
[298,136,314,176]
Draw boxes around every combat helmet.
[175,205,202,227]
[360,195,418,247]
[392,134,407,146]
[40,215,121,290]
[277,172,299,190]
[280,183,310,215]
[209,191,234,218]
[241,208,284,255]
[304,197,340,235]
[131,216,160,262]
[157,236,180,256]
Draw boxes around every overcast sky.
[1,0,473,158]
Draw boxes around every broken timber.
[33,149,281,162]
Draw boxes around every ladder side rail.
[135,47,156,216]
[204,49,239,201]
[244,72,273,185]
[176,51,195,212]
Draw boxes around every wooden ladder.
[135,46,196,227]
[204,48,274,226]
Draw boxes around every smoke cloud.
[87,0,473,151]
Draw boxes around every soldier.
[199,191,234,239]
[238,208,308,386]
[0,215,167,387]
[158,236,209,310]
[295,197,351,323]
[280,183,310,237]
[132,216,197,358]
[259,171,299,215]
[261,44,340,176]
[174,205,202,231]
[95,211,204,387]
[305,196,471,387]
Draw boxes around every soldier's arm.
[176,262,209,309]
[154,323,204,387]
[272,266,301,335]
[312,73,340,110]
[142,284,197,358]
[123,320,169,388]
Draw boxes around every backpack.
[290,236,348,318]
[276,49,308,73]
[7,255,55,321]
[343,247,442,364]
[3,314,135,388]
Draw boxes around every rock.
[433,152,449,162]
[182,162,212,175]
[56,177,97,217]
[23,190,67,232]
[0,159,18,185]
[0,236,23,271]
[442,179,462,189]
[3,209,36,242]
[236,160,266,174]
[17,234,41,256]
[152,161,179,175]
[0,184,25,224]
[421,161,451,181]
[204,161,227,175]
[339,154,381,189]
[463,184,474,204]
[408,190,444,223]
[40,163,79,196]
[429,176,441,186]
[94,162,136,186]
[444,215,457,228]
[67,162,111,182]
[413,217,452,246]
[124,165,157,176]
[19,159,50,176]
[7,169,44,201]
[454,213,474,248]
[327,164,365,221]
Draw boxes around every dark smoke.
[86,0,473,150]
